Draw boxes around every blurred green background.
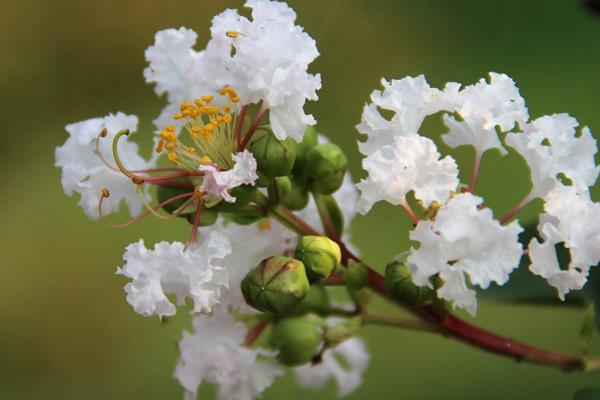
[1,0,599,398]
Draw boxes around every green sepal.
[384,257,434,306]
[306,143,348,195]
[344,260,369,290]
[292,126,318,180]
[281,178,309,210]
[250,131,297,178]
[210,185,256,212]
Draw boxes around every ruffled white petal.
[117,231,231,318]
[294,337,369,397]
[55,112,154,219]
[199,150,258,203]
[407,193,523,315]
[356,134,459,214]
[174,309,283,400]
[529,185,600,299]
[507,114,599,199]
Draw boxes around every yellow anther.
[165,124,176,132]
[188,107,199,118]
[186,147,196,154]
[168,152,179,162]
[222,113,233,123]
[180,100,192,110]
[210,118,219,125]
[226,30,239,38]
[204,123,214,131]
[231,96,240,103]
[430,201,441,210]
[201,95,213,103]
[223,105,231,113]
[155,138,164,153]
[165,142,176,151]
[163,132,176,143]
[194,98,203,107]
[101,188,110,198]
[200,155,213,165]
[258,218,272,231]
[173,113,184,120]
[202,130,213,140]
[99,128,108,138]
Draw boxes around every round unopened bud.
[271,314,324,366]
[306,143,348,194]
[249,132,297,178]
[290,285,330,316]
[292,126,318,178]
[281,178,309,210]
[241,256,310,314]
[267,176,292,202]
[344,260,369,290]
[294,236,341,281]
[385,259,433,306]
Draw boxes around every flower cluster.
[357,72,599,315]
[55,0,599,398]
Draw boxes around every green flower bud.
[211,185,256,212]
[294,236,341,281]
[344,260,369,290]
[271,314,324,366]
[290,285,330,316]
[255,171,271,188]
[385,259,434,306]
[241,256,310,314]
[267,176,292,202]
[306,143,348,195]
[156,184,194,215]
[281,178,309,210]
[292,126,318,177]
[185,208,218,226]
[250,132,297,178]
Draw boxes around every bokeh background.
[1,0,599,399]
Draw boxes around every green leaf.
[573,387,600,400]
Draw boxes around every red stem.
[235,105,249,148]
[441,314,583,371]
[244,319,269,347]
[239,106,268,151]
[468,152,482,193]
[185,199,203,250]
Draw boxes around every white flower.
[199,150,258,203]
[407,193,523,316]
[529,185,600,300]
[294,337,369,397]
[117,231,231,318]
[441,72,528,156]
[206,0,321,141]
[55,112,153,219]
[175,310,283,400]
[356,133,459,214]
[357,75,458,156]
[506,114,599,199]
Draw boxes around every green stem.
[311,191,338,240]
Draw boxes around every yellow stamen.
[165,142,176,151]
[202,130,213,140]
[186,147,196,154]
[226,31,239,38]
[222,113,233,123]
[101,188,110,198]
[155,138,164,153]
[173,113,184,120]
[201,95,213,103]
[194,98,203,107]
[231,96,240,103]
[168,152,179,162]
[194,186,204,197]
[200,156,213,165]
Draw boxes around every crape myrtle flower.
[407,193,523,315]
[529,185,600,299]
[117,231,231,318]
[175,309,283,400]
